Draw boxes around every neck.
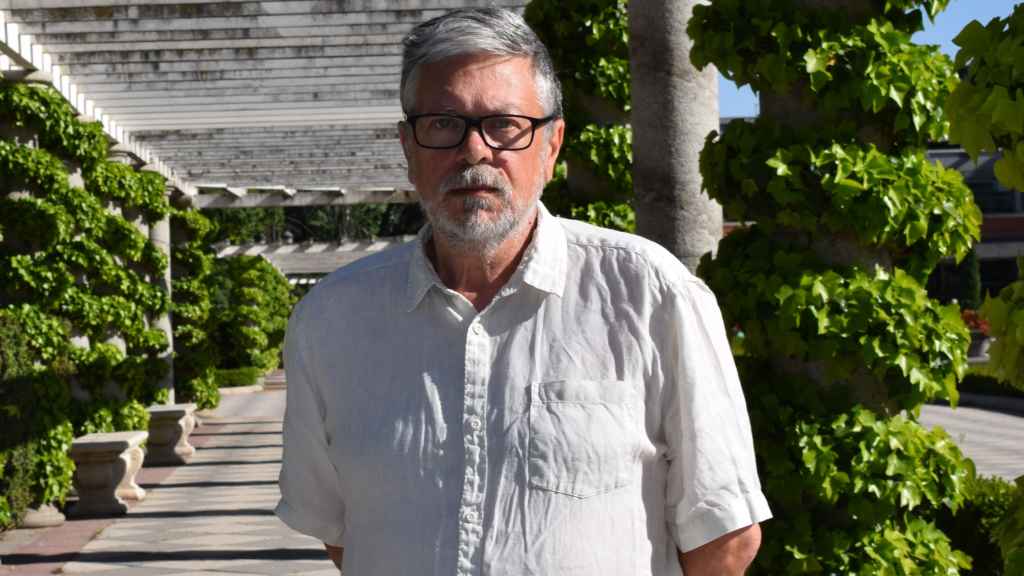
[428,208,538,311]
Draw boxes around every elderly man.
[276,8,770,576]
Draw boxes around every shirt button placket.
[456,319,488,576]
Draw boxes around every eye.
[489,117,521,131]
[428,116,459,131]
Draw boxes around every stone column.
[149,204,176,403]
[106,149,175,403]
[629,0,723,272]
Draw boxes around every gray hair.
[400,8,563,118]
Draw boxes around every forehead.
[412,53,543,114]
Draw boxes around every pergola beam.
[0,8,193,195]
[2,0,528,199]
[190,187,417,208]
[52,44,403,65]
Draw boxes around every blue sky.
[719,0,1021,118]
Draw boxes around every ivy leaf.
[991,90,1024,135]
[804,49,833,91]
[952,20,990,67]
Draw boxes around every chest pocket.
[528,379,645,498]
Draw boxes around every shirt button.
[468,416,482,431]
[471,324,482,335]
[463,509,478,522]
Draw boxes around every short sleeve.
[658,277,772,552]
[275,300,348,546]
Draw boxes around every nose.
[459,124,493,165]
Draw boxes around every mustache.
[439,165,513,195]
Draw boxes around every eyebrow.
[435,104,526,115]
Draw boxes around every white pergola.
[0,0,528,207]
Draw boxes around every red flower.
[961,309,990,336]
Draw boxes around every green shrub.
[208,255,294,372]
[215,366,264,388]
[0,310,36,530]
[938,474,1018,575]
[994,477,1024,574]
[959,370,1024,399]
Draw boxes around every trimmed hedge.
[215,366,264,389]
[208,255,293,373]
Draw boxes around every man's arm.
[677,523,761,575]
[324,544,343,570]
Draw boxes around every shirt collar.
[404,201,567,312]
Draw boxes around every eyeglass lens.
[414,115,535,150]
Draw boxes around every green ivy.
[171,208,220,410]
[1,81,171,514]
[946,4,1024,191]
[691,2,953,142]
[526,0,634,225]
[0,82,107,169]
[979,258,1024,391]
[700,119,980,281]
[993,477,1024,574]
[691,0,983,572]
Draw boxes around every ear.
[542,118,565,182]
[398,120,417,185]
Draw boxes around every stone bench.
[145,403,198,466]
[69,430,147,517]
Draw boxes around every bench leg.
[69,454,127,517]
[146,413,196,466]
[116,445,146,501]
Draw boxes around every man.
[276,8,771,575]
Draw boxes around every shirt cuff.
[275,498,346,547]
[667,490,773,553]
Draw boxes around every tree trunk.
[629,0,722,272]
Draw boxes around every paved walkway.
[1,388,1021,574]
[920,402,1024,481]
[2,389,336,575]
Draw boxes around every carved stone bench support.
[145,403,198,466]
[69,431,148,517]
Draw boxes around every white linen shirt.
[276,203,771,576]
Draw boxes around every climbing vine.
[691,0,986,572]
[0,80,170,515]
[946,7,1024,573]
[946,4,1024,192]
[171,208,220,410]
[525,0,634,230]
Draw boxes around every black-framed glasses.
[404,113,557,151]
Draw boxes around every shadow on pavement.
[196,443,283,450]
[192,430,282,437]
[206,420,283,426]
[176,459,282,467]
[118,508,277,519]
[4,547,328,565]
[141,479,280,489]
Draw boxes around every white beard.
[420,164,543,254]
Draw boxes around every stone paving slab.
[920,403,1024,481]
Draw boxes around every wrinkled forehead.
[408,53,544,114]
